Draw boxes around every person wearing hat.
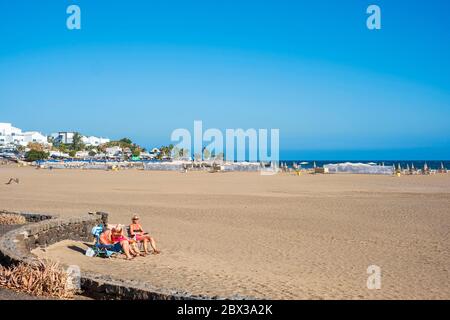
[129,215,161,255]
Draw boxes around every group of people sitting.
[99,215,161,260]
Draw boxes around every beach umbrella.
[406,164,410,171]
[441,162,445,170]
[398,163,402,171]
[424,162,428,171]
[313,161,317,168]
[411,163,415,170]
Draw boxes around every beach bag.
[85,247,96,257]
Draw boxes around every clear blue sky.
[0,0,449,159]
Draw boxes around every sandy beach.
[1,165,449,299]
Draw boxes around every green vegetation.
[171,147,190,159]
[157,144,174,160]
[119,138,132,145]
[132,148,141,157]
[56,144,68,153]
[71,132,85,151]
[50,132,84,154]
[97,137,144,159]
[16,145,26,153]
[203,148,211,160]
[24,143,49,162]
[25,150,49,162]
[99,137,133,150]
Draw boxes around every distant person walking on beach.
[100,225,140,260]
[129,215,161,255]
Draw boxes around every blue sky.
[0,0,449,159]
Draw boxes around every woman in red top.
[100,225,140,260]
[129,215,161,255]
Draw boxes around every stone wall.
[0,211,212,300]
[0,212,107,266]
[0,210,54,222]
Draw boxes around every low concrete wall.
[0,211,210,300]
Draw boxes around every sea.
[31,158,450,171]
[281,160,449,170]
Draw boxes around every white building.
[140,151,155,160]
[0,123,22,136]
[75,151,90,158]
[51,132,110,147]
[49,150,70,158]
[105,146,122,157]
[22,131,48,145]
[51,132,75,145]
[81,135,110,146]
[0,123,48,147]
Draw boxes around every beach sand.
[1,165,449,299]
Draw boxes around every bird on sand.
[5,178,19,185]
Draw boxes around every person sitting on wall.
[129,215,161,255]
[100,225,140,260]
